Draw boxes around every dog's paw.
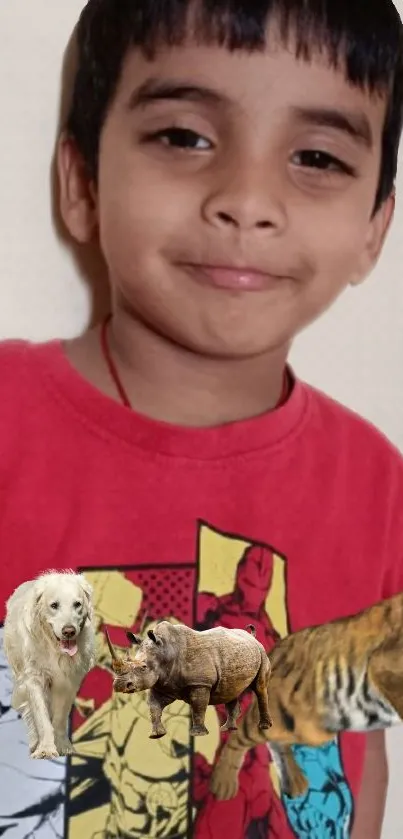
[31,743,59,760]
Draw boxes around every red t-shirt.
[1,338,403,839]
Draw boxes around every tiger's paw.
[210,765,239,800]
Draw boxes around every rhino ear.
[147,629,162,645]
[126,631,142,646]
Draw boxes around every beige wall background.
[0,2,402,835]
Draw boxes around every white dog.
[3,570,95,759]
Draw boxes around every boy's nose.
[214,209,273,230]
[202,166,286,233]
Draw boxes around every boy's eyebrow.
[127,78,229,110]
[126,81,374,149]
[292,106,373,148]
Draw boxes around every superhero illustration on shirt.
[0,521,353,839]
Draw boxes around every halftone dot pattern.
[71,564,196,731]
[131,566,194,626]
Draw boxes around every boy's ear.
[350,192,395,286]
[57,131,98,244]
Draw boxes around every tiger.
[209,591,403,801]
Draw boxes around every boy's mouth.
[181,263,284,292]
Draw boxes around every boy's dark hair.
[67,0,403,213]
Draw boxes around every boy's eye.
[292,150,354,175]
[144,127,213,151]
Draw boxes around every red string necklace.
[100,313,289,411]
[100,314,131,408]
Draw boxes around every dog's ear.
[79,575,94,621]
[33,578,45,606]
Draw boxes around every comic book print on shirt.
[0,521,353,839]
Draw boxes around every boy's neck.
[66,311,290,428]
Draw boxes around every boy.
[0,0,403,838]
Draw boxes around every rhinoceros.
[105,620,272,738]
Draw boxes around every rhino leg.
[148,689,173,739]
[253,657,273,730]
[189,686,210,736]
[221,699,241,732]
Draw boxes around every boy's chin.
[173,306,295,360]
[172,328,290,361]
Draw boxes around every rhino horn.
[104,627,129,674]
[104,627,118,660]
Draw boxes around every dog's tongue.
[60,639,78,657]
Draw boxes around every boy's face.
[62,38,394,359]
